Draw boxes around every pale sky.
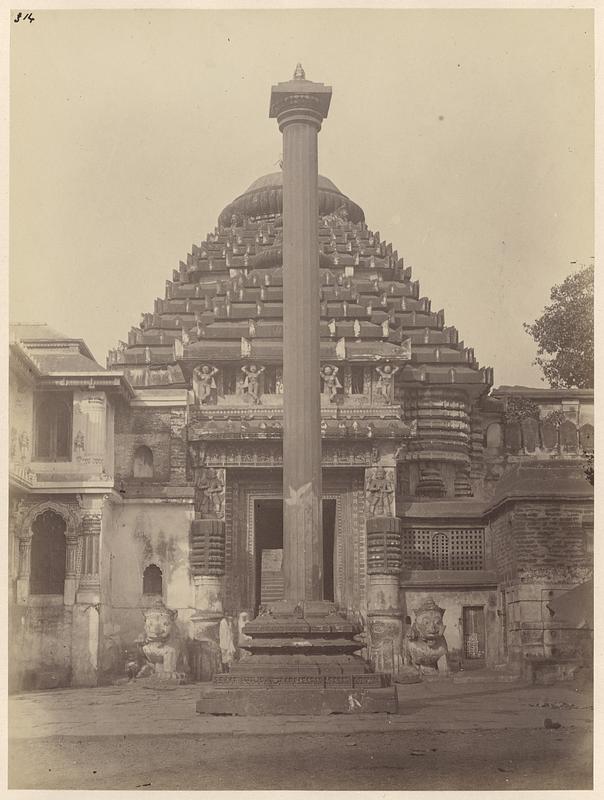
[10,9,593,387]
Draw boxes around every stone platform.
[196,600,397,715]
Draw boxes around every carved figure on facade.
[136,601,190,684]
[403,597,449,674]
[194,468,225,519]
[74,431,85,459]
[18,431,30,462]
[320,364,342,402]
[193,364,219,405]
[365,466,395,516]
[375,363,400,404]
[241,364,265,404]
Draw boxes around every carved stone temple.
[9,67,593,697]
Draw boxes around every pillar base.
[196,600,396,714]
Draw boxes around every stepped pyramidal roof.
[108,172,493,395]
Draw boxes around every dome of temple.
[218,172,365,227]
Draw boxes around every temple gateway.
[9,68,593,695]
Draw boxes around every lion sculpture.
[136,601,190,684]
[403,597,449,674]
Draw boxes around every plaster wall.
[102,499,195,656]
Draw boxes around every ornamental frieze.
[188,440,380,468]
[187,417,416,442]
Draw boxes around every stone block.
[196,686,398,715]
[366,516,401,534]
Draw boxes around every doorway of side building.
[462,605,487,669]
[253,498,336,614]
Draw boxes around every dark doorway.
[253,498,336,614]
[30,510,67,595]
[322,499,336,603]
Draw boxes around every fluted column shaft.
[281,118,323,602]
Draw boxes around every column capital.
[269,66,332,131]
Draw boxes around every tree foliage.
[503,396,541,423]
[524,265,594,388]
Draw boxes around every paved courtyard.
[8,678,593,790]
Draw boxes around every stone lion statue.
[403,597,449,674]
[136,601,190,684]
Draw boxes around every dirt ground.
[9,727,592,790]
[8,678,593,790]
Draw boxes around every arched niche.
[521,418,539,453]
[133,445,154,479]
[485,422,503,451]
[579,424,594,451]
[560,420,578,453]
[505,421,522,453]
[541,421,557,451]
[143,563,163,596]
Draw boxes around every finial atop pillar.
[269,70,332,131]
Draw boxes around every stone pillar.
[73,498,104,687]
[73,393,106,469]
[270,64,332,603]
[63,535,79,606]
[190,519,226,679]
[16,539,31,604]
[366,515,404,675]
[78,514,101,591]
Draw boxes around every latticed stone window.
[431,532,449,569]
[402,528,485,570]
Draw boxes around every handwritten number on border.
[14,11,35,23]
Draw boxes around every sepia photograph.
[7,6,595,792]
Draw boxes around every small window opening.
[143,564,163,595]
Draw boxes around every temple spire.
[293,63,306,80]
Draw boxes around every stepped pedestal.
[197,601,397,714]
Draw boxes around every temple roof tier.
[109,174,492,392]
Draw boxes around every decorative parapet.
[9,463,38,489]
